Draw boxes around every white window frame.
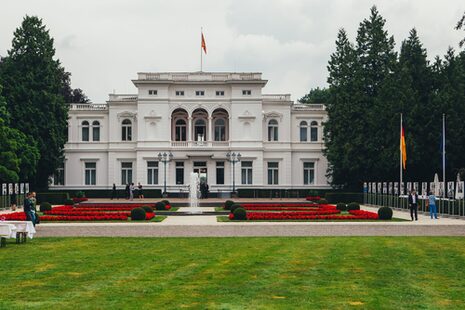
[175,90,185,96]
[121,162,133,185]
[147,161,159,185]
[84,162,97,185]
[267,162,279,185]
[241,161,253,185]
[242,90,252,96]
[303,162,315,185]
[195,90,205,96]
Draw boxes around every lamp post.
[158,152,174,198]
[226,152,241,196]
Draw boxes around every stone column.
[208,117,213,141]
[188,117,193,142]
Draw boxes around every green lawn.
[1,237,465,309]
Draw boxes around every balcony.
[171,141,230,148]
[69,104,108,111]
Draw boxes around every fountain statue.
[188,172,202,214]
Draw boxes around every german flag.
[400,124,407,170]
[201,32,207,54]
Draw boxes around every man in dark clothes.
[408,189,419,221]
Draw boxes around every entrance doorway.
[193,161,207,183]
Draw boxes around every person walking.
[111,183,117,200]
[23,193,37,226]
[408,190,418,221]
[138,182,144,199]
[427,191,438,219]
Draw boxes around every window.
[241,161,253,185]
[84,162,96,185]
[176,90,184,96]
[194,119,206,141]
[310,121,318,141]
[122,119,132,141]
[53,162,65,185]
[268,119,278,141]
[214,119,226,141]
[299,121,308,142]
[242,90,252,95]
[176,162,184,184]
[92,121,100,141]
[216,90,225,96]
[195,90,205,96]
[121,162,133,185]
[216,162,224,185]
[303,162,315,185]
[175,119,187,141]
[147,161,158,185]
[82,121,89,141]
[148,89,158,95]
[267,162,279,185]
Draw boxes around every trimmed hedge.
[233,207,247,220]
[155,201,166,211]
[325,192,363,204]
[318,198,328,204]
[64,199,75,206]
[141,205,154,213]
[230,204,242,214]
[378,207,393,220]
[131,207,146,221]
[347,202,361,211]
[336,203,347,211]
[39,202,52,212]
[37,192,70,205]
[224,200,235,210]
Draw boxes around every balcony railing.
[69,104,108,111]
[137,72,263,82]
[171,141,230,148]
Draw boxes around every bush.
[347,202,360,211]
[36,192,70,204]
[318,198,328,204]
[39,202,52,212]
[378,206,393,220]
[64,199,75,206]
[230,204,242,213]
[224,200,235,210]
[336,203,347,211]
[162,200,170,206]
[75,191,86,198]
[131,207,146,221]
[325,192,363,204]
[155,201,166,210]
[141,205,154,213]
[232,207,247,220]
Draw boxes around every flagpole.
[200,27,203,72]
[400,113,403,194]
[443,113,446,191]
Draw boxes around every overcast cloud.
[0,0,464,102]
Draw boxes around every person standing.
[138,182,144,199]
[408,190,418,221]
[125,183,130,200]
[23,193,37,226]
[111,183,117,200]
[10,189,17,211]
[204,182,209,199]
[427,191,438,219]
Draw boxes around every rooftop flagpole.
[200,27,203,72]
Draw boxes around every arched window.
[122,119,132,141]
[175,119,187,141]
[268,119,278,141]
[214,119,226,141]
[194,119,206,141]
[92,121,100,141]
[82,121,89,141]
[299,121,308,142]
[310,121,318,141]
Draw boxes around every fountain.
[188,172,203,214]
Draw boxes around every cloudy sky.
[0,0,464,102]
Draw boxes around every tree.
[299,87,330,104]
[61,69,90,103]
[456,11,465,48]
[0,16,68,188]
[0,83,40,183]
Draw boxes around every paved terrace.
[3,199,465,237]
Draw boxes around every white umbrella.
[456,173,464,199]
[434,173,440,196]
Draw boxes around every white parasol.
[434,173,440,196]
[456,173,464,199]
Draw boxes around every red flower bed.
[305,196,321,201]
[246,211,378,220]
[240,203,322,208]
[44,210,131,216]
[39,214,129,221]
[77,203,154,209]
[1,212,27,221]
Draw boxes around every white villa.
[53,71,330,195]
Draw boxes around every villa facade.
[53,71,330,194]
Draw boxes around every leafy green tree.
[299,87,330,104]
[61,70,90,103]
[456,11,465,48]
[0,16,68,188]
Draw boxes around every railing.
[69,104,108,111]
[108,94,138,102]
[137,72,263,81]
[292,104,325,111]
[171,141,230,148]
[262,94,291,101]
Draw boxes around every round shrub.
[141,205,154,213]
[318,198,328,205]
[162,200,170,206]
[40,202,52,212]
[336,203,347,211]
[155,201,166,210]
[230,204,242,214]
[378,206,393,220]
[131,207,146,221]
[64,199,74,206]
[233,207,247,220]
[224,200,235,210]
[75,191,86,198]
[347,202,360,211]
